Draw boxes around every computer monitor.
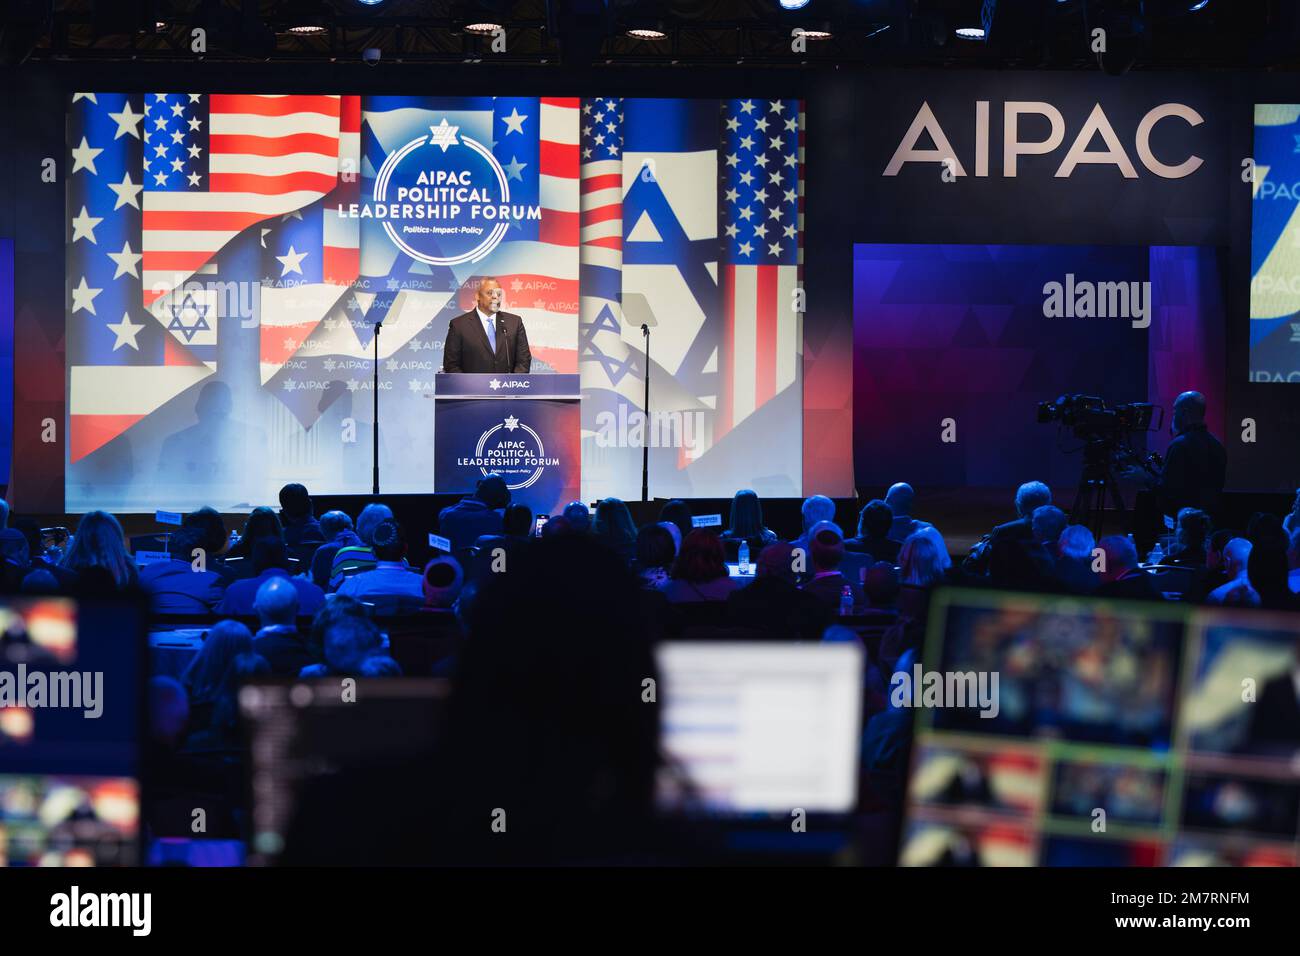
[900,589,1300,867]
[239,676,451,865]
[655,641,863,815]
[0,595,146,867]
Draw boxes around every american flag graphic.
[578,97,804,499]
[718,98,802,438]
[141,94,348,306]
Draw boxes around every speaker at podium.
[432,373,581,517]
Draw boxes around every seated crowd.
[3,476,1299,860]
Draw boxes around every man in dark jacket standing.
[442,278,532,374]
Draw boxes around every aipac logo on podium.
[355,117,543,266]
[460,415,561,490]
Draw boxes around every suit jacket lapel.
[466,309,493,358]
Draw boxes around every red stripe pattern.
[142,93,343,306]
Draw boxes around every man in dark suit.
[1126,390,1227,554]
[442,277,531,373]
[1093,534,1163,601]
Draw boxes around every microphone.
[499,314,510,370]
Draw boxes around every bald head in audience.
[254,575,299,627]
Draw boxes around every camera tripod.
[1070,438,1129,541]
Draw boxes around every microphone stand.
[641,322,650,503]
[372,318,382,496]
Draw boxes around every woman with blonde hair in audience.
[60,510,138,591]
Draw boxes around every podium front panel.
[433,374,580,517]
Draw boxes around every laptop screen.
[656,641,863,815]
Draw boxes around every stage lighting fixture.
[797,22,834,39]
[626,21,667,40]
[955,26,986,39]
[779,0,812,9]
[287,24,327,35]
[1188,0,1209,9]
[464,22,504,35]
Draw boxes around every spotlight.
[954,26,986,40]
[287,24,327,35]
[797,22,833,40]
[1188,0,1210,9]
[464,22,503,36]
[626,21,667,40]
[779,0,812,9]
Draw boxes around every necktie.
[483,313,496,353]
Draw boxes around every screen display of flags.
[66,92,802,512]
[580,97,804,501]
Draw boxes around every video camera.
[1036,394,1157,440]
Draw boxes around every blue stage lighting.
[779,0,812,10]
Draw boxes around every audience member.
[225,507,284,567]
[251,576,320,676]
[1284,489,1300,538]
[278,482,325,548]
[1053,524,1099,594]
[593,498,637,564]
[186,651,270,752]
[1168,508,1212,566]
[422,555,464,609]
[60,510,139,591]
[329,502,392,588]
[336,519,424,610]
[1248,535,1297,610]
[311,510,361,590]
[438,473,510,552]
[562,500,592,533]
[217,537,325,616]
[863,561,901,610]
[722,489,777,553]
[899,529,947,589]
[301,599,384,676]
[183,507,234,582]
[801,524,863,613]
[1031,505,1068,558]
[847,499,901,563]
[662,529,737,603]
[657,520,682,556]
[1206,537,1259,607]
[138,527,226,613]
[181,619,255,737]
[633,523,676,589]
[792,494,837,555]
[992,481,1053,547]
[1094,535,1162,601]
[884,483,930,543]
[658,499,693,543]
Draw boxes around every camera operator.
[1123,391,1226,556]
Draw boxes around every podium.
[433,373,581,518]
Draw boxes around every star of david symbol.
[429,119,460,153]
[503,415,520,430]
[489,378,501,390]
[167,292,212,343]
